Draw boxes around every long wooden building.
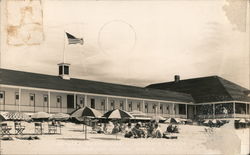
[1,63,249,120]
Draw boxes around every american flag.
[65,32,84,45]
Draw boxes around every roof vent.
[174,75,180,83]
[58,63,70,80]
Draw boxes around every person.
[173,125,179,133]
[166,124,173,133]
[146,122,154,138]
[96,124,104,134]
[132,122,145,138]
[112,123,120,134]
[152,123,162,138]
[124,123,133,138]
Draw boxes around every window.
[15,92,19,105]
[111,100,115,110]
[137,103,141,111]
[160,104,163,114]
[29,94,35,106]
[56,96,62,108]
[128,102,132,111]
[59,65,63,75]
[80,97,85,107]
[145,103,148,113]
[235,103,246,114]
[101,99,105,110]
[0,91,5,104]
[64,66,69,75]
[43,95,48,108]
[91,98,95,109]
[166,105,169,114]
[120,101,124,110]
[153,105,157,113]
[179,104,186,115]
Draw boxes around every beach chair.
[34,122,43,134]
[48,124,57,134]
[14,122,25,135]
[0,123,12,136]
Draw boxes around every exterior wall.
[195,102,250,119]
[0,86,188,118]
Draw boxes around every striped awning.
[0,112,30,121]
[103,109,134,119]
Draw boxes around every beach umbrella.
[212,119,217,124]
[151,115,166,122]
[129,110,147,117]
[71,106,102,119]
[71,106,102,140]
[239,119,246,123]
[103,109,134,119]
[31,112,50,120]
[49,113,70,121]
[0,111,30,121]
[203,119,212,124]
[164,118,180,124]
[103,109,133,140]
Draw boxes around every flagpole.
[63,30,66,63]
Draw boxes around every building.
[0,64,193,119]
[1,63,249,121]
[147,75,250,120]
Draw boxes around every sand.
[0,121,249,155]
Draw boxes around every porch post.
[246,103,248,115]
[213,104,215,119]
[106,97,109,111]
[185,104,188,119]
[233,102,236,119]
[84,94,87,107]
[48,91,51,114]
[142,100,145,113]
[158,102,160,115]
[125,98,128,111]
[74,93,76,109]
[18,88,21,112]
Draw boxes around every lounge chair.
[14,122,25,135]
[48,124,57,134]
[0,123,12,136]
[34,122,43,134]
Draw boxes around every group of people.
[124,121,178,138]
[92,121,179,139]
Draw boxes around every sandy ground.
[0,121,249,155]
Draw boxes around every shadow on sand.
[90,137,120,141]
[57,137,88,141]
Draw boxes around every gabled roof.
[146,76,250,103]
[0,68,193,103]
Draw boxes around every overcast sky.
[1,0,249,88]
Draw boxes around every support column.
[246,103,248,115]
[84,94,87,107]
[18,88,21,112]
[74,93,76,109]
[48,91,51,114]
[158,102,160,115]
[213,104,215,119]
[125,98,128,111]
[233,102,236,119]
[106,97,109,111]
[185,104,188,119]
[142,100,145,113]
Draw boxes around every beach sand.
[0,121,249,155]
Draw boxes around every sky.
[1,0,249,88]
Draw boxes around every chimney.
[174,75,180,82]
[58,63,71,80]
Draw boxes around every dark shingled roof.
[146,76,250,103]
[0,68,193,103]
